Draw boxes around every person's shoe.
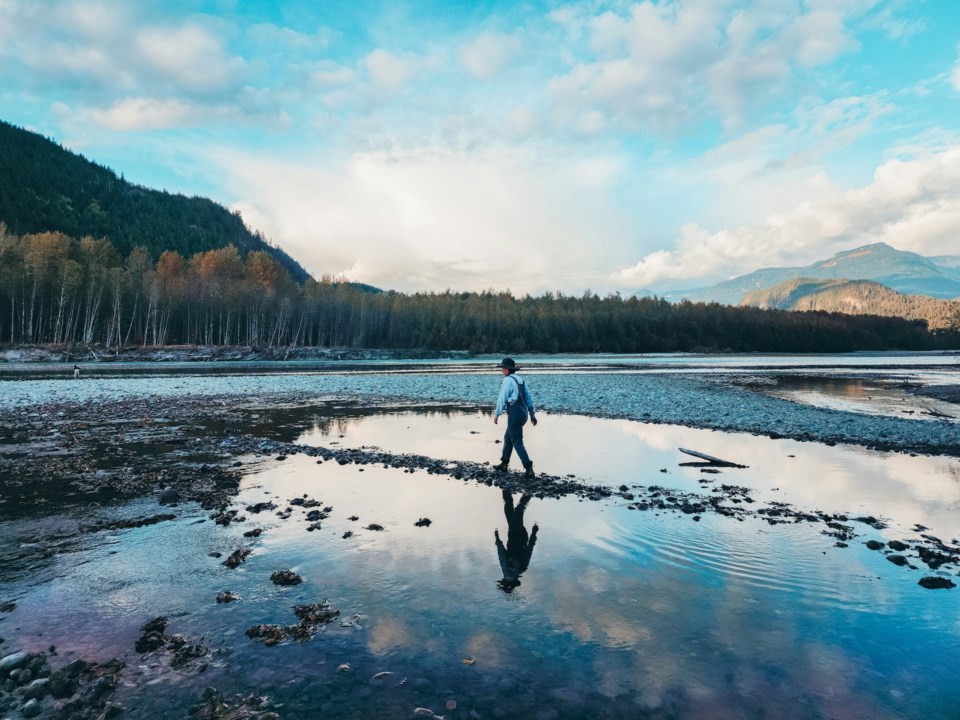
[523,464,535,479]
[492,461,508,472]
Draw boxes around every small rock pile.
[245,602,340,646]
[0,649,124,719]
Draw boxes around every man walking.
[493,357,538,479]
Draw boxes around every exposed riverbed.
[1,353,958,719]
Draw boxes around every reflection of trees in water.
[303,407,478,438]
[235,404,481,443]
[308,416,353,438]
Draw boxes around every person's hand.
[495,529,501,541]
[531,416,538,427]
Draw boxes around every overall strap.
[510,375,526,406]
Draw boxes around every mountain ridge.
[742,277,960,331]
[673,243,960,305]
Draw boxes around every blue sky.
[2,0,959,294]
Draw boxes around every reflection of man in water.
[495,490,538,593]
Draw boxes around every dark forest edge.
[3,228,960,354]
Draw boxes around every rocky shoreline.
[0,344,464,365]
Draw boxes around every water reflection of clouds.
[618,422,960,538]
[537,553,904,717]
[762,376,960,422]
[6,442,959,718]
[302,410,960,543]
[367,616,416,656]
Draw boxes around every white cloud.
[789,10,858,67]
[135,23,249,94]
[82,94,289,132]
[549,0,869,132]
[617,146,960,287]
[0,0,254,124]
[363,49,426,95]
[461,31,522,80]
[215,147,633,293]
[952,45,960,92]
[505,106,538,138]
[863,0,925,39]
[310,61,354,88]
[2,2,248,96]
[89,98,206,131]
[248,23,334,52]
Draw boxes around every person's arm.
[519,526,538,573]
[495,530,508,567]
[494,377,512,421]
[524,381,537,424]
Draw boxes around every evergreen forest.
[2,228,957,353]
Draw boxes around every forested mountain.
[0,120,308,282]
[742,278,960,331]
[677,243,960,305]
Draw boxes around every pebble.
[0,651,29,673]
[23,677,48,700]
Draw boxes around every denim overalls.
[500,376,532,469]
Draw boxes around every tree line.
[2,228,958,353]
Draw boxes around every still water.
[2,408,959,719]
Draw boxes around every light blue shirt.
[495,374,536,418]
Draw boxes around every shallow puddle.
[1,410,959,718]
[762,376,960,422]
[295,407,960,540]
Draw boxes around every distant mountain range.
[0,119,309,282]
[670,243,960,305]
[742,277,960,331]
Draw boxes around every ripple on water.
[596,508,894,613]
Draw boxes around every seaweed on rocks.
[135,616,169,653]
[83,514,176,533]
[245,601,340,645]
[270,570,303,586]
[188,686,279,719]
[134,616,210,670]
[223,548,251,569]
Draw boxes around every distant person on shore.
[492,357,537,479]
[495,490,539,593]
[73,364,80,379]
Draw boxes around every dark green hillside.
[0,120,309,282]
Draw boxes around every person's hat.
[498,357,517,370]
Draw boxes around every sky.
[1,0,959,295]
